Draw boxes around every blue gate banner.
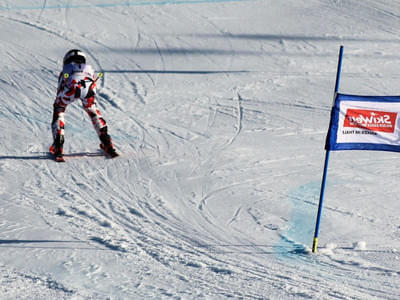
[326,93,400,152]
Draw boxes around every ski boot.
[99,127,119,158]
[49,134,65,162]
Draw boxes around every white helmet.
[63,49,86,65]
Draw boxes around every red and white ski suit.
[51,63,107,142]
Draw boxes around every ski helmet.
[63,49,86,65]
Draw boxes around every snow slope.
[1,0,400,298]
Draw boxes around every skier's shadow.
[0,154,50,160]
[0,152,104,161]
[0,239,115,251]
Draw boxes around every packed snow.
[1,0,400,299]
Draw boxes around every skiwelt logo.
[343,109,398,133]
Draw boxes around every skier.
[50,49,118,161]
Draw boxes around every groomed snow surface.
[1,0,400,299]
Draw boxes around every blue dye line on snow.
[274,181,320,258]
[0,0,251,11]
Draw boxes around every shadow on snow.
[0,152,104,161]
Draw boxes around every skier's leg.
[50,99,66,155]
[83,96,117,155]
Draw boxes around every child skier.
[50,49,118,161]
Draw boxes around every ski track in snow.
[1,0,400,299]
